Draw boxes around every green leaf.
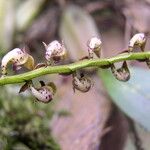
[99,67,150,131]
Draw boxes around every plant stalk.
[0,51,150,86]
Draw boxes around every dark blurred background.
[0,0,150,150]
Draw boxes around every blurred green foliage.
[99,67,150,131]
[0,87,60,150]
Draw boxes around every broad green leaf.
[59,5,100,61]
[99,67,150,131]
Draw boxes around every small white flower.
[129,33,146,51]
[43,40,66,64]
[87,37,102,58]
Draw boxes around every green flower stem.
[0,51,150,86]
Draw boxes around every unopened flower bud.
[87,37,102,58]
[128,33,146,52]
[72,72,93,92]
[43,40,67,65]
[111,61,130,82]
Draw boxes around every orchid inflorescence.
[0,33,149,103]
